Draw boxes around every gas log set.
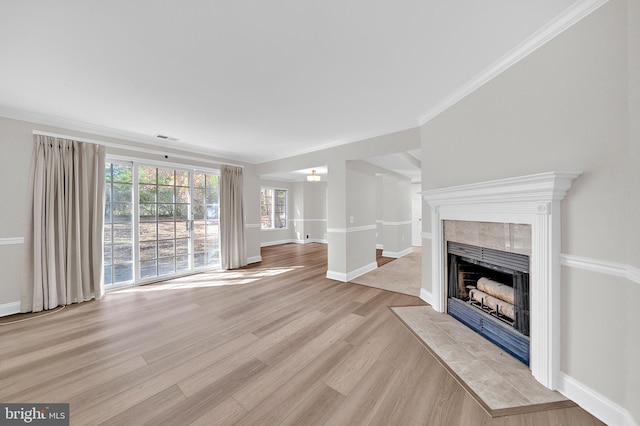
[447,242,530,364]
[470,277,515,322]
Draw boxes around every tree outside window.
[261,187,287,229]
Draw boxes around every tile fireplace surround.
[422,172,581,391]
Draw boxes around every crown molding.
[0,105,249,164]
[418,0,610,125]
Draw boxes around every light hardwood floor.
[0,243,604,425]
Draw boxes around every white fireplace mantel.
[422,171,581,390]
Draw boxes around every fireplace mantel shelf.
[422,171,582,205]
[421,171,581,391]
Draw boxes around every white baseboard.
[0,301,21,317]
[558,372,637,426]
[246,255,262,264]
[326,261,378,283]
[260,239,296,247]
[382,247,413,258]
[294,239,328,244]
[420,288,433,305]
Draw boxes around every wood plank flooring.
[0,243,603,425]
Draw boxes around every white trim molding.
[561,254,640,286]
[382,247,414,259]
[422,171,581,391]
[558,372,636,426]
[420,288,434,306]
[0,301,21,317]
[289,218,327,222]
[0,237,24,245]
[0,107,247,164]
[327,225,377,234]
[32,129,246,167]
[260,239,296,247]
[381,220,413,226]
[326,261,378,283]
[297,239,328,244]
[246,255,262,264]
[418,0,609,125]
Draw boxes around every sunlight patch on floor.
[111,266,304,293]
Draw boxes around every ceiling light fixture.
[307,170,321,182]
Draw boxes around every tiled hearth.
[392,305,574,416]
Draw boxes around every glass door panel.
[106,162,219,288]
[193,173,219,268]
[137,165,186,280]
[104,162,134,286]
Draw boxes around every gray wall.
[420,0,638,421]
[0,116,259,309]
[381,174,412,257]
[258,179,295,246]
[0,117,33,308]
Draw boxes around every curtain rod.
[32,130,245,169]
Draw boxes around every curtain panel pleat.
[220,165,247,270]
[21,135,106,313]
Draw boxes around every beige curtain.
[22,135,106,313]
[220,165,247,269]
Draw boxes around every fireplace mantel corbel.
[421,171,581,390]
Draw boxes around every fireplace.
[447,241,530,364]
[422,172,581,390]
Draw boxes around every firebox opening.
[447,241,530,365]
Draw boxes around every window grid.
[104,161,220,288]
[261,187,287,229]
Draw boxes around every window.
[261,187,287,229]
[104,162,134,285]
[104,161,219,288]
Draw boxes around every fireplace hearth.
[447,241,530,365]
[422,172,581,390]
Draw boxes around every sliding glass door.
[104,161,219,288]
[192,173,220,268]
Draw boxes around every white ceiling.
[1,1,584,166]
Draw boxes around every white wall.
[420,0,638,423]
